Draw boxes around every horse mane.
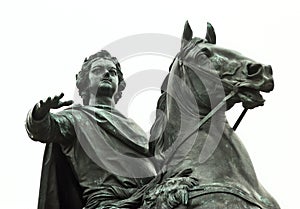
[157,37,208,112]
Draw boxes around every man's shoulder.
[55,104,86,120]
[59,104,117,120]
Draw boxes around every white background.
[0,0,299,208]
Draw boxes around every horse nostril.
[266,65,273,75]
[263,80,274,92]
[247,63,262,77]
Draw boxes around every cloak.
[29,105,156,209]
[38,142,84,209]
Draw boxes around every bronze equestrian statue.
[143,21,280,209]
[26,21,280,209]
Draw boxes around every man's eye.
[93,69,102,74]
[109,69,117,76]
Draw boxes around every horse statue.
[142,22,280,209]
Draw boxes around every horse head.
[153,20,276,173]
[167,21,274,112]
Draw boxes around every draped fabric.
[26,105,156,209]
[38,143,84,209]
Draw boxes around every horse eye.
[201,47,212,57]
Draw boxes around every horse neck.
[152,60,229,156]
[165,94,223,129]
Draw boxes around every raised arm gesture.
[32,93,73,120]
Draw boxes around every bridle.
[177,51,248,133]
[161,47,249,165]
[163,56,248,165]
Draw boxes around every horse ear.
[181,21,193,47]
[205,22,216,44]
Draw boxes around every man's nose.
[103,69,110,77]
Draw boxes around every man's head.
[76,50,126,105]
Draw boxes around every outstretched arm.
[33,93,73,120]
[25,93,75,144]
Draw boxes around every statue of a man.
[25,50,156,209]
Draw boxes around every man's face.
[88,58,119,97]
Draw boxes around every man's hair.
[76,50,126,105]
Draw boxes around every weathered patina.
[144,22,279,209]
[25,23,280,209]
[25,51,156,209]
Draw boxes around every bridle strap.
[233,108,248,131]
[196,90,237,131]
[174,63,238,147]
[180,62,247,133]
[164,60,247,163]
[166,86,237,163]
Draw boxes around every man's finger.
[53,93,64,101]
[62,100,74,106]
[45,97,51,103]
[58,92,64,100]
[183,190,188,205]
[56,100,74,108]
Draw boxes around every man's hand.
[32,93,74,120]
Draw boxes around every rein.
[179,58,247,133]
[163,55,248,165]
[176,39,248,132]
